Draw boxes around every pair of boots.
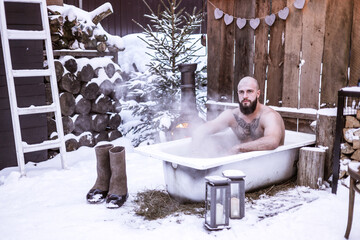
[86,144,128,208]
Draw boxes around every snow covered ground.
[0,136,359,240]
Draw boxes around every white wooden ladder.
[0,0,66,176]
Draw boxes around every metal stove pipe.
[178,63,197,117]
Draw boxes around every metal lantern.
[204,175,230,230]
[222,170,246,219]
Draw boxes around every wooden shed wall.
[63,0,207,37]
[0,3,47,170]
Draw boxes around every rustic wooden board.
[299,0,327,109]
[253,0,270,104]
[234,0,256,103]
[266,0,286,106]
[350,0,360,85]
[207,0,235,102]
[321,0,353,107]
[283,117,315,133]
[282,0,303,108]
[316,114,337,180]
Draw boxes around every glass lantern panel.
[230,182,241,218]
[205,185,211,224]
[230,182,240,197]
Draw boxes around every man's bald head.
[237,76,260,91]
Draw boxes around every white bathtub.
[135,129,316,202]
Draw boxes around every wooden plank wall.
[64,0,207,37]
[207,0,358,131]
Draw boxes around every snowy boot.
[106,146,128,209]
[86,144,113,204]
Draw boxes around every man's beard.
[239,97,257,115]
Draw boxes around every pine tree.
[125,0,204,146]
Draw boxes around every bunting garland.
[210,0,306,30]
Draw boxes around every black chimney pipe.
[178,63,198,117]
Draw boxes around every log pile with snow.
[47,56,125,151]
[47,3,124,52]
[341,112,360,173]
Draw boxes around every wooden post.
[297,147,326,189]
[316,111,337,181]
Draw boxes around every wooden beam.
[234,0,255,103]
[207,0,235,102]
[350,0,360,85]
[253,0,270,104]
[267,0,286,107]
[282,0,303,108]
[299,0,327,109]
[320,0,352,107]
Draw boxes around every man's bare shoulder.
[260,105,282,118]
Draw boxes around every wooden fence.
[207,0,359,111]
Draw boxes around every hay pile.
[134,189,205,220]
[134,178,297,221]
[246,177,297,201]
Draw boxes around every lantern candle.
[230,197,240,218]
[216,203,224,224]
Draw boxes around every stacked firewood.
[48,3,124,52]
[47,56,125,152]
[341,112,360,161]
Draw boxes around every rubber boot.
[106,146,128,208]
[86,144,113,203]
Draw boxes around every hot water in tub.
[135,128,315,202]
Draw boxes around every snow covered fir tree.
[123,0,206,146]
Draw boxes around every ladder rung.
[23,139,62,153]
[12,69,51,77]
[18,104,56,115]
[4,0,43,3]
[7,29,47,40]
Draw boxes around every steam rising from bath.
[185,129,242,158]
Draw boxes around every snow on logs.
[48,3,124,52]
[47,56,124,151]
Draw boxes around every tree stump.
[316,113,337,180]
[297,147,326,189]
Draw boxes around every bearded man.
[192,76,285,153]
